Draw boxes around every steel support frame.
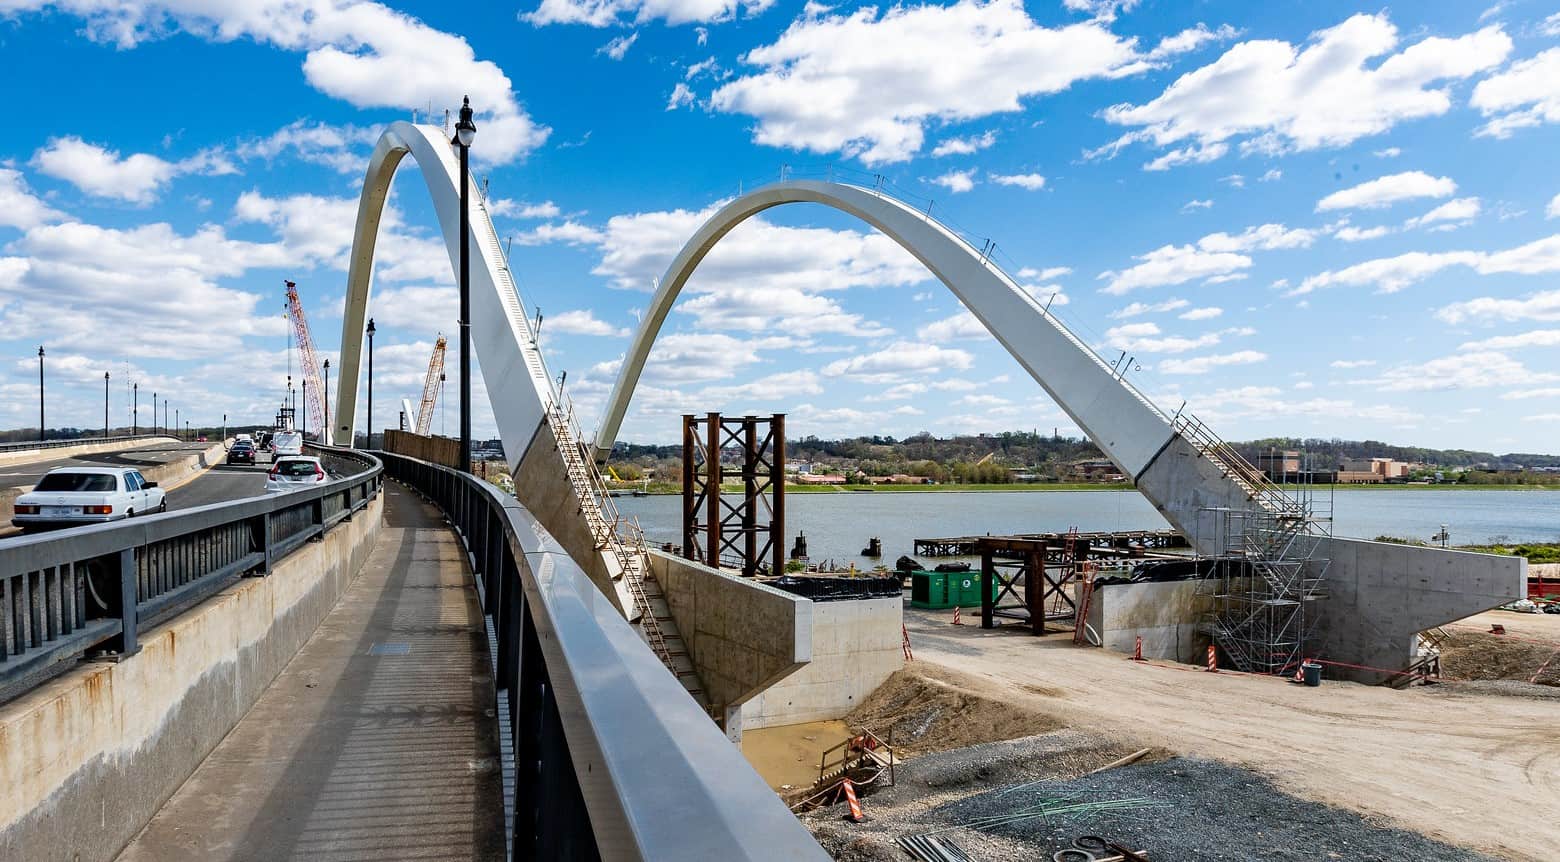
[680,413,784,577]
[978,537,1091,635]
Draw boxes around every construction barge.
[914,529,1188,557]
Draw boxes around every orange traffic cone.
[842,779,864,822]
[950,606,962,626]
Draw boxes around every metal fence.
[0,449,381,700]
[0,433,176,455]
[376,450,826,861]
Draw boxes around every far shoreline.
[612,482,1560,495]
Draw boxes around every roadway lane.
[0,442,220,492]
[166,463,270,510]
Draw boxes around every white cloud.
[1196,223,1317,252]
[667,82,697,110]
[1109,298,1188,318]
[1330,359,1376,368]
[1181,198,1214,211]
[709,0,1218,164]
[1365,350,1560,392]
[547,310,630,337]
[1296,233,1560,295]
[1544,12,1560,37]
[1502,386,1560,400]
[1096,14,1511,166]
[918,310,991,342]
[931,169,977,194]
[1259,168,1282,181]
[1471,47,1560,138]
[1547,192,1560,219]
[12,1,550,165]
[597,32,639,60]
[1098,222,1315,296]
[1157,350,1266,374]
[1220,174,1245,188]
[1179,306,1222,320]
[1459,329,1560,351]
[1374,147,1401,158]
[1333,225,1393,242]
[1018,266,1072,280]
[1438,288,1560,324]
[1314,171,1456,211]
[677,285,891,336]
[523,0,772,27]
[931,131,997,157]
[31,137,233,204]
[990,172,1046,190]
[487,199,562,220]
[1188,384,1420,424]
[822,342,974,382]
[236,119,376,174]
[513,220,609,246]
[1104,321,1221,354]
[1404,197,1480,230]
[0,168,65,230]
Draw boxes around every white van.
[271,431,304,457]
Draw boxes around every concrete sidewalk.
[116,484,505,862]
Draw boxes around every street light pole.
[176,408,180,442]
[164,399,169,439]
[104,372,110,439]
[152,390,157,435]
[366,318,376,449]
[222,413,227,443]
[302,378,308,440]
[37,346,44,441]
[453,96,477,473]
[323,358,331,444]
[133,383,139,436]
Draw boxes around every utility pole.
[453,96,477,473]
[37,346,44,441]
[302,378,308,440]
[133,383,139,436]
[366,318,376,449]
[176,408,180,441]
[104,372,111,439]
[323,358,331,445]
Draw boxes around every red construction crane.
[284,280,327,437]
[415,336,448,436]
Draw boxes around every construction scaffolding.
[1198,452,1333,676]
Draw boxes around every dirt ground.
[742,719,852,790]
[900,605,1560,862]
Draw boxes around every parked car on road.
[271,431,304,457]
[265,456,327,492]
[227,441,256,465]
[11,467,166,530]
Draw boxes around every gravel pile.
[925,757,1495,861]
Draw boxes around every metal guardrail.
[0,433,176,455]
[376,450,826,861]
[0,448,381,700]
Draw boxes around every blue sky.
[2,0,1559,452]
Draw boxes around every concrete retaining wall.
[1084,579,1212,663]
[0,491,383,862]
[741,596,903,730]
[649,551,809,736]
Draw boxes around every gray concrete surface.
[114,485,503,862]
[0,441,218,490]
[0,477,383,862]
[651,550,810,737]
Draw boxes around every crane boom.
[284,280,327,436]
[415,336,447,435]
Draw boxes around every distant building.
[1256,450,1302,480]
[794,473,846,485]
[1069,459,1125,482]
[1335,457,1409,484]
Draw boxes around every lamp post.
[151,390,157,435]
[103,372,110,439]
[366,318,376,449]
[453,95,476,473]
[164,399,169,439]
[302,378,308,440]
[323,358,331,445]
[176,408,180,441]
[222,413,227,443]
[133,383,139,436]
[37,346,44,441]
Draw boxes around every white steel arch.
[331,122,553,461]
[594,180,1177,477]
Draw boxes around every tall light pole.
[301,378,308,440]
[37,346,45,441]
[322,358,331,445]
[163,399,169,439]
[133,383,139,436]
[366,318,376,449]
[152,390,157,435]
[175,408,180,441]
[103,372,111,439]
[222,413,227,443]
[453,95,476,473]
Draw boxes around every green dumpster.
[949,573,985,608]
[910,571,951,608]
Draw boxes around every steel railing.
[376,449,825,861]
[0,433,177,455]
[0,447,381,700]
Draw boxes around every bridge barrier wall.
[382,428,461,468]
[0,491,382,862]
[1082,578,1214,662]
[648,550,811,738]
[0,435,177,467]
[740,594,904,730]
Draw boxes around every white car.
[271,431,304,457]
[265,456,328,492]
[11,467,166,530]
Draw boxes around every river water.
[614,489,1560,568]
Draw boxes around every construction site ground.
[797,604,1560,861]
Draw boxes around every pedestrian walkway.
[116,484,505,862]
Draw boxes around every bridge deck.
[116,484,505,862]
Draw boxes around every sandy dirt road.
[904,606,1560,861]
